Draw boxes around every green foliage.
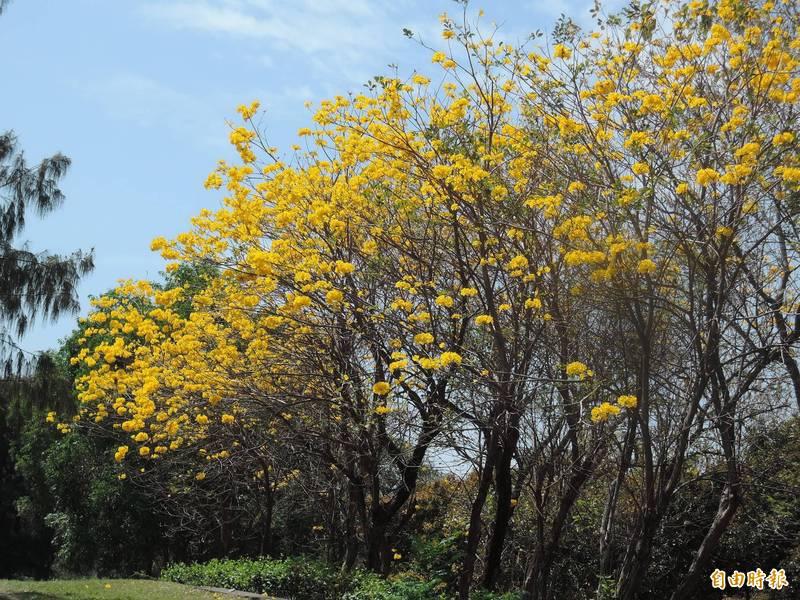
[38,430,162,575]
[403,532,464,593]
[340,571,449,600]
[717,417,800,587]
[0,131,93,374]
[163,558,347,599]
[8,415,165,577]
[594,575,616,600]
[0,350,74,577]
[159,262,218,319]
[469,591,522,600]
[162,557,521,600]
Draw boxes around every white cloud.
[137,0,439,103]
[139,0,412,64]
[78,74,227,147]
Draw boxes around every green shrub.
[341,570,448,600]
[162,557,347,599]
[163,557,523,600]
[406,532,465,592]
[470,592,522,600]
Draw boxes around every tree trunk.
[261,472,274,556]
[616,511,659,600]
[521,547,554,600]
[365,509,390,574]
[482,452,513,590]
[458,430,499,600]
[341,483,360,572]
[598,417,637,578]
[261,491,273,556]
[523,447,597,600]
[669,483,739,600]
[482,416,520,590]
[671,368,741,600]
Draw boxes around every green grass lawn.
[0,579,228,600]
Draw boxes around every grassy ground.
[0,579,228,600]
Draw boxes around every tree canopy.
[0,132,93,374]
[31,0,800,598]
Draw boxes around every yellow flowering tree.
[67,1,800,599]
[504,0,800,598]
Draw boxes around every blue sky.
[1,0,613,353]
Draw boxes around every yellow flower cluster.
[591,402,621,423]
[696,168,721,186]
[65,0,800,496]
[565,361,592,379]
[372,382,391,396]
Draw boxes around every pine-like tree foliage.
[0,132,94,375]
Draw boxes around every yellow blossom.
[413,332,435,345]
[326,289,344,305]
[334,260,355,275]
[591,402,621,422]
[435,294,454,308]
[715,226,733,238]
[637,259,657,275]
[525,297,542,310]
[565,361,591,378]
[372,382,391,396]
[114,446,129,462]
[439,351,463,367]
[507,255,529,270]
[696,168,721,186]
[553,44,572,59]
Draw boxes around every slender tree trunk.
[521,549,555,600]
[669,483,739,600]
[780,349,800,411]
[671,369,740,600]
[458,430,499,600]
[262,486,273,555]
[342,482,360,572]
[616,337,662,600]
[523,447,598,600]
[482,446,513,590]
[482,414,521,590]
[259,467,274,556]
[218,496,233,556]
[598,417,637,578]
[616,511,659,600]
